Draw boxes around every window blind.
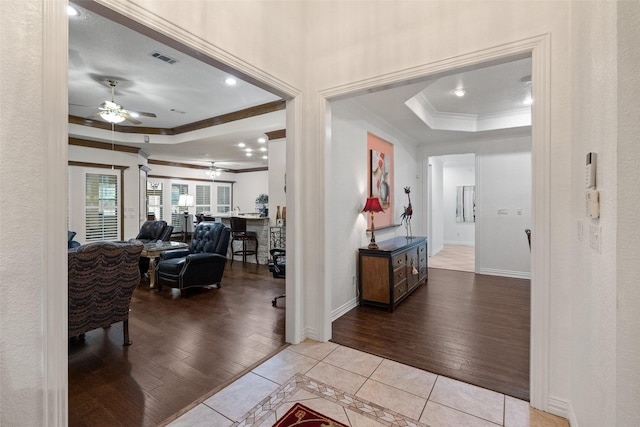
[85,173,119,241]
[196,184,211,213]
[216,184,231,213]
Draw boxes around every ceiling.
[68,3,531,171]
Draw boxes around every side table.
[141,241,188,288]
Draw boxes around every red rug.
[273,402,348,427]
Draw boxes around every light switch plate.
[589,223,601,253]
[577,219,583,241]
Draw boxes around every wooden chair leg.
[123,319,132,346]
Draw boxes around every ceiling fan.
[207,162,227,177]
[92,79,157,125]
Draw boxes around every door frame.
[320,33,551,411]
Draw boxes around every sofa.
[156,222,230,291]
[68,240,143,346]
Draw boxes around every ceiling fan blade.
[69,103,98,109]
[121,113,142,125]
[135,111,157,118]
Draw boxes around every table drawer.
[392,254,406,269]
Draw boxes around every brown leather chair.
[68,241,143,346]
[229,217,259,264]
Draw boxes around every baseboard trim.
[478,268,531,279]
[566,400,578,427]
[547,395,569,419]
[332,297,358,322]
[443,241,475,246]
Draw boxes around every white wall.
[428,139,531,278]
[569,2,620,425]
[442,155,476,246]
[476,141,531,278]
[428,157,445,255]
[329,99,422,318]
[616,2,640,425]
[3,1,639,425]
[233,170,269,214]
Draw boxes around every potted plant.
[255,194,269,216]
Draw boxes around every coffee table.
[141,241,188,288]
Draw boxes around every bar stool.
[230,217,259,264]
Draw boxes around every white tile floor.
[165,340,568,427]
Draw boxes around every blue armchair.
[156,222,230,291]
[68,231,81,249]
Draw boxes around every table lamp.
[362,197,385,249]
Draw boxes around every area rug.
[232,374,427,427]
[272,402,348,427]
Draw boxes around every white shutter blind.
[196,184,211,212]
[216,184,231,213]
[85,172,119,241]
[147,181,163,220]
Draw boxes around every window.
[171,183,189,229]
[147,181,163,220]
[216,183,231,213]
[85,172,119,241]
[196,184,211,213]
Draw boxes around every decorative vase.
[282,207,286,225]
[380,179,389,205]
[276,206,282,220]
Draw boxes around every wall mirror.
[456,185,476,223]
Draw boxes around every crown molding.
[68,100,286,135]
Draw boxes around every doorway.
[324,38,548,407]
[428,153,476,273]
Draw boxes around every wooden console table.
[358,236,427,311]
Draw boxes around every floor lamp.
[362,197,385,250]
[178,194,194,242]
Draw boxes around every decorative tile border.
[232,374,429,427]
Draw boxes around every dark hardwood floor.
[331,268,531,401]
[68,262,286,427]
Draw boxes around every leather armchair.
[156,222,230,291]
[68,240,143,346]
[136,220,171,243]
[68,231,81,249]
[136,220,173,277]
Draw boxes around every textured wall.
[616,2,640,426]
[570,1,619,425]
[0,1,46,425]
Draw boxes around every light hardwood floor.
[428,244,475,272]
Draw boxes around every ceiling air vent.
[150,51,178,64]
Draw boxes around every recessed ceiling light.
[260,147,267,152]
[454,88,466,97]
[225,77,237,86]
[257,137,267,143]
[66,5,78,16]
[246,152,253,157]
[262,155,268,160]
[238,142,246,148]
[245,148,253,152]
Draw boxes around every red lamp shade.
[362,197,385,213]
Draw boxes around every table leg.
[148,257,158,288]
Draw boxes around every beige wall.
[616,2,640,425]
[1,1,638,425]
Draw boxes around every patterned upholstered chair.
[68,240,143,346]
[156,222,230,291]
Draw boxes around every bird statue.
[400,186,413,238]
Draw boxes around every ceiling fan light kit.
[93,79,157,125]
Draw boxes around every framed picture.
[367,133,393,227]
